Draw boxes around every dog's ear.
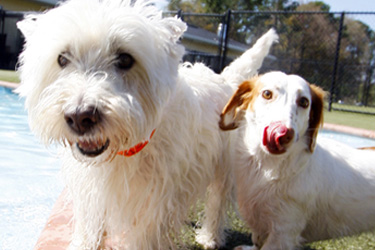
[17,14,40,39]
[157,17,187,59]
[159,16,187,42]
[219,80,255,130]
[307,84,325,152]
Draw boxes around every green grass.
[324,109,375,131]
[0,69,20,83]
[323,102,375,131]
[179,208,375,250]
[330,103,375,115]
[309,231,375,250]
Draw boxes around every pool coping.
[0,80,18,89]
[323,123,375,139]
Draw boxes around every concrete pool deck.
[34,189,119,249]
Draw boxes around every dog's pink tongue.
[263,122,293,154]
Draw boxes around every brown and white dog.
[220,71,375,250]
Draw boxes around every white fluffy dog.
[16,0,278,249]
[220,71,375,250]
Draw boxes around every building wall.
[1,0,55,11]
[0,0,57,69]
[182,39,243,59]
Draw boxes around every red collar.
[117,129,156,157]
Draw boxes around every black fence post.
[177,9,182,20]
[328,12,345,111]
[363,65,373,106]
[0,6,4,34]
[0,6,6,70]
[219,9,231,72]
[216,13,225,73]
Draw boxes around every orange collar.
[117,129,156,157]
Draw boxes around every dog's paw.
[66,244,80,250]
[195,228,223,249]
[233,245,257,250]
[67,237,90,250]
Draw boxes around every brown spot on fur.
[219,76,263,130]
[358,146,375,151]
[307,84,325,152]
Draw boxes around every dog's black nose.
[64,106,100,135]
[278,127,295,146]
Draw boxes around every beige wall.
[182,39,243,59]
[1,0,53,11]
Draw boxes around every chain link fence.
[1,7,375,116]
[164,10,375,116]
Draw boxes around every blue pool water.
[319,130,375,148]
[0,87,63,250]
[0,86,374,249]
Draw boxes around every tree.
[168,0,265,13]
[277,2,375,106]
[167,0,375,106]
[338,18,374,105]
[274,2,339,89]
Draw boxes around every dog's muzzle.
[64,106,110,157]
[77,138,110,157]
[64,106,100,135]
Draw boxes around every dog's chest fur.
[60,63,234,247]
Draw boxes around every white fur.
[220,71,375,250]
[16,0,278,249]
[221,29,278,85]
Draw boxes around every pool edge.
[323,123,375,139]
[0,80,18,89]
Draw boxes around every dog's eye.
[58,54,69,68]
[262,90,273,100]
[298,97,310,109]
[116,53,135,70]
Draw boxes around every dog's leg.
[250,231,263,250]
[68,219,105,250]
[67,195,106,250]
[259,210,306,250]
[261,233,300,250]
[234,245,258,250]
[232,231,265,250]
[195,184,227,249]
[68,224,91,250]
[195,163,234,249]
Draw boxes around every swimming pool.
[0,87,63,250]
[319,130,375,148]
[0,86,374,250]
